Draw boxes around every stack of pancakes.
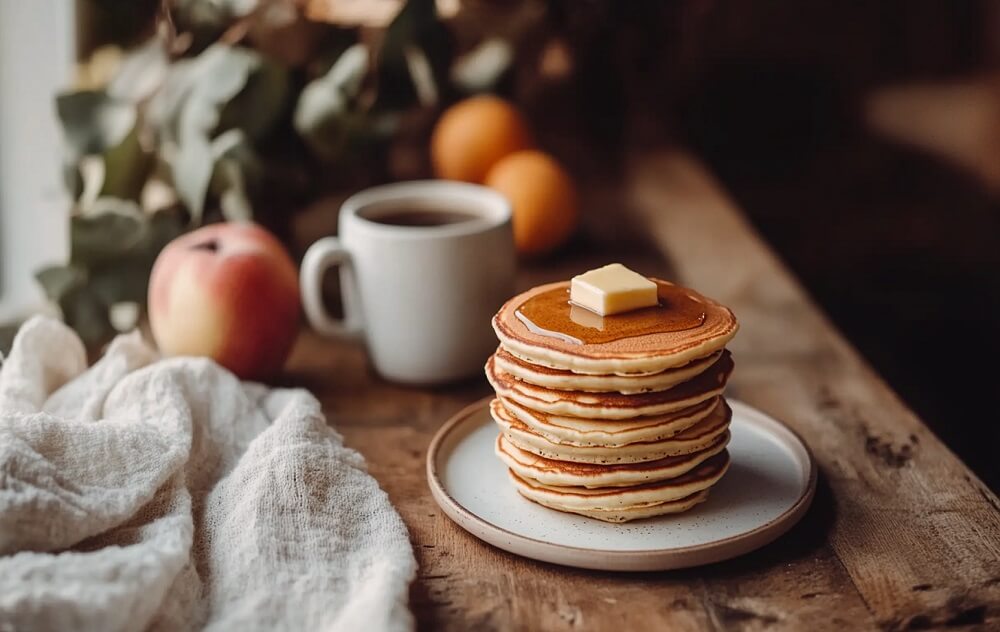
[485,278,739,522]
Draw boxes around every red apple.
[148,222,300,381]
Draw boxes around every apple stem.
[191,239,220,253]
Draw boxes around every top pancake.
[493,280,738,374]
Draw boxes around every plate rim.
[426,396,818,570]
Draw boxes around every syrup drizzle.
[514,281,707,345]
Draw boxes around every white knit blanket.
[0,317,416,631]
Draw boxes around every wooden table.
[287,150,1000,630]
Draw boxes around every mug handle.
[300,237,363,338]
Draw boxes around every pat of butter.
[570,263,658,316]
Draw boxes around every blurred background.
[1,0,997,490]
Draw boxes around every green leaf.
[211,128,257,164]
[70,200,148,266]
[177,45,261,138]
[147,62,199,144]
[33,206,185,352]
[377,0,452,109]
[58,285,114,350]
[382,0,438,56]
[108,37,169,103]
[87,261,153,306]
[147,46,252,145]
[172,133,214,224]
[58,88,148,205]
[451,38,513,94]
[293,43,369,160]
[156,44,285,221]
[146,208,187,252]
[56,91,136,160]
[35,264,117,350]
[215,161,253,221]
[99,124,151,201]
[78,203,184,265]
[210,129,260,221]
[403,46,438,106]
[36,265,87,302]
[217,54,289,142]
[77,155,106,210]
[171,0,258,33]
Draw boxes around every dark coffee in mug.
[366,209,481,227]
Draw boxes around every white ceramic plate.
[427,397,816,571]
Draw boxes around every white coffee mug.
[300,180,515,384]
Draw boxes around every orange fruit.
[485,150,578,257]
[431,95,534,183]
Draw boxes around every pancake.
[549,490,710,522]
[496,431,730,488]
[493,279,738,375]
[508,451,729,522]
[491,398,732,464]
[497,396,719,447]
[485,351,733,420]
[494,346,723,394]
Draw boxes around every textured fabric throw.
[0,317,416,632]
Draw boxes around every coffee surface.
[367,209,480,227]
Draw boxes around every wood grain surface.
[287,150,1000,631]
